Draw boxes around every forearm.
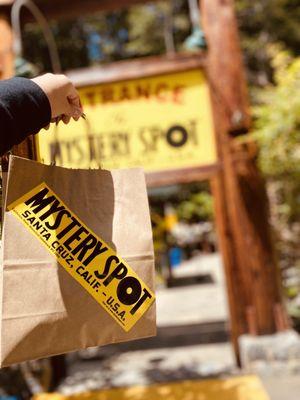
[0,77,51,156]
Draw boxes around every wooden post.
[201,0,289,360]
[0,13,14,173]
[0,13,36,163]
[0,13,14,80]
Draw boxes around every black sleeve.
[0,77,51,156]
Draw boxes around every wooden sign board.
[36,55,218,186]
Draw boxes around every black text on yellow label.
[7,182,155,331]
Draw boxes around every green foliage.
[125,3,167,57]
[235,2,300,315]
[176,192,214,222]
[20,0,299,82]
[126,0,191,56]
[252,52,300,311]
[23,20,89,72]
[149,182,214,224]
[253,52,300,224]
[236,0,300,86]
[22,0,191,72]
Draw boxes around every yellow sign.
[33,376,270,400]
[37,69,216,171]
[8,182,155,331]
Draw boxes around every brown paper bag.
[0,156,156,367]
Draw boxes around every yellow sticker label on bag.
[7,182,155,332]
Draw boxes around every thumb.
[67,94,83,119]
[68,94,82,110]
[63,98,82,119]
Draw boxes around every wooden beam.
[0,0,162,22]
[0,13,13,80]
[35,0,155,21]
[201,0,289,361]
[146,163,220,188]
[67,52,207,87]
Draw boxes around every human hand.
[31,73,83,124]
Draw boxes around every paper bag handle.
[50,118,101,169]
